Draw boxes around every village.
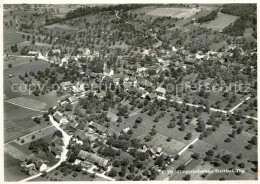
[3,3,257,181]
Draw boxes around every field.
[146,8,201,19]
[3,27,24,49]
[4,59,50,99]
[4,102,50,143]
[45,23,79,33]
[200,12,238,31]
[6,97,48,110]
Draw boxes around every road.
[229,96,250,113]
[19,116,72,182]
[178,137,199,156]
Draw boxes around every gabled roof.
[150,146,163,154]
[75,129,87,140]
[53,111,63,122]
[77,150,109,168]
[68,95,78,102]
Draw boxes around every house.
[52,49,61,55]
[70,121,79,129]
[122,127,130,134]
[89,121,107,134]
[77,150,109,168]
[60,81,71,91]
[149,146,163,156]
[185,57,196,64]
[103,69,114,77]
[107,129,120,137]
[49,146,62,158]
[95,91,106,99]
[68,95,78,103]
[136,67,148,74]
[75,129,87,141]
[53,111,63,123]
[155,87,166,95]
[146,93,157,101]
[28,51,39,56]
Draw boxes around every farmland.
[146,7,201,19]
[199,12,238,31]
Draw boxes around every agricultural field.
[146,8,201,19]
[199,12,238,31]
[4,102,50,143]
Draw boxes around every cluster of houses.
[20,156,48,176]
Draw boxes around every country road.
[19,116,71,182]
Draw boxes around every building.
[68,95,78,103]
[149,146,163,157]
[77,150,109,169]
[89,121,107,134]
[155,87,166,95]
[103,69,114,77]
[28,51,39,56]
[53,111,63,123]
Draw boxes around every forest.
[221,4,257,37]
[197,10,218,24]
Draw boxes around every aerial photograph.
[3,3,257,182]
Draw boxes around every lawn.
[200,12,238,31]
[146,8,201,19]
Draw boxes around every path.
[178,137,199,156]
[229,96,250,113]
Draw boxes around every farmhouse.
[53,111,63,123]
[28,51,39,56]
[77,150,109,169]
[149,146,163,158]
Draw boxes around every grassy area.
[146,7,201,19]
[200,12,238,31]
[31,169,108,181]
[6,97,48,110]
[4,153,28,181]
[4,102,51,143]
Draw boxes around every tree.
[117,116,122,123]
[8,64,12,68]
[191,153,200,160]
[135,117,143,124]
[184,132,192,140]
[69,153,77,163]
[113,160,120,167]
[183,174,191,180]
[108,168,117,177]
